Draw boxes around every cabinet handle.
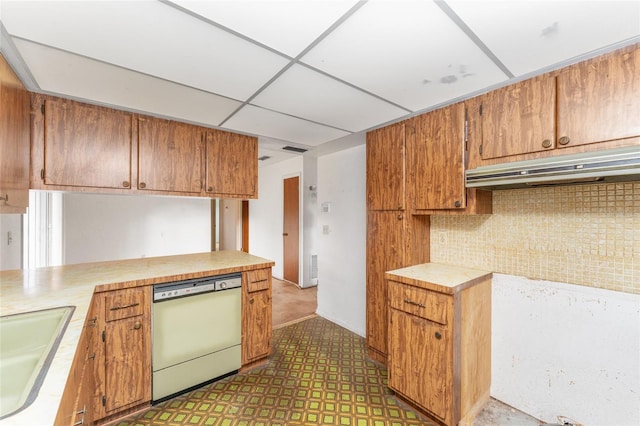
[109,302,139,311]
[283,233,289,236]
[454,200,461,208]
[404,299,425,308]
[397,205,403,211]
[73,405,86,425]
[139,182,147,189]
[122,181,131,188]
[558,136,571,146]
[133,321,142,330]
[541,139,552,148]
[207,187,213,192]
[0,194,7,203]
[434,331,442,340]
[397,214,403,220]
[88,353,96,360]
[249,298,255,304]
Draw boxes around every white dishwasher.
[152,273,242,402]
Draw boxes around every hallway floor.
[117,316,541,426]
[272,278,317,328]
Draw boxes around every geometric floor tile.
[116,316,434,425]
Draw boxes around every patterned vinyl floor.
[116,316,433,426]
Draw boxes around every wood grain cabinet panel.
[0,54,30,213]
[408,103,467,210]
[479,74,556,160]
[557,44,640,149]
[242,269,273,365]
[366,122,405,211]
[93,287,151,421]
[137,117,203,194]
[387,277,491,426]
[205,130,258,198]
[42,98,133,189]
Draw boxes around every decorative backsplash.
[430,182,640,294]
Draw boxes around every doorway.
[283,176,299,284]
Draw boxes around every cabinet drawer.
[104,289,145,321]
[388,281,451,325]
[246,269,270,293]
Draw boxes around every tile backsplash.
[430,182,640,294]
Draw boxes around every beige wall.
[430,182,640,294]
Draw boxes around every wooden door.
[388,309,451,423]
[104,315,148,412]
[410,103,466,210]
[242,270,272,364]
[138,117,203,193]
[557,44,640,149]
[43,98,133,189]
[366,211,405,359]
[205,131,258,197]
[283,176,299,284]
[366,122,405,211]
[480,74,556,159]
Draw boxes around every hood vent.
[466,146,640,190]
[282,145,308,153]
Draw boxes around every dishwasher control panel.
[153,273,242,302]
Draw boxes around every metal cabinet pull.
[404,299,425,308]
[541,139,552,148]
[73,405,86,425]
[122,181,131,188]
[110,302,140,311]
[139,182,147,189]
[134,321,142,330]
[558,136,571,145]
[434,331,442,340]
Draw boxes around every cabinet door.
[242,287,272,364]
[388,309,451,423]
[480,74,555,159]
[43,98,133,189]
[138,117,203,193]
[0,55,30,213]
[557,45,640,149]
[366,211,405,358]
[409,103,466,209]
[104,315,149,412]
[205,130,258,198]
[366,122,405,211]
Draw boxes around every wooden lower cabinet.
[241,268,273,365]
[387,275,491,426]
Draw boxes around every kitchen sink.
[0,306,74,419]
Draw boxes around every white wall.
[63,193,211,264]
[302,155,319,287]
[0,214,22,270]
[219,199,241,251]
[316,143,367,336]
[492,273,640,426]
[249,156,303,280]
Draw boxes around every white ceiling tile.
[1,0,288,100]
[169,0,359,57]
[252,64,408,132]
[447,1,640,76]
[223,104,350,146]
[13,39,242,127]
[301,0,509,112]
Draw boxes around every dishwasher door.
[152,287,241,401]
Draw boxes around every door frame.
[282,173,301,285]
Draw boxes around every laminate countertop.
[0,251,275,426]
[385,262,492,294]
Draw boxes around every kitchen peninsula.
[0,251,275,426]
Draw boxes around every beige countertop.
[0,250,274,426]
[385,262,492,294]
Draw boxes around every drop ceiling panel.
[252,64,408,132]
[13,39,242,127]
[448,1,640,76]
[301,0,509,112]
[1,0,288,100]
[224,104,350,146]
[169,0,359,57]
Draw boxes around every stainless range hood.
[466,146,640,190]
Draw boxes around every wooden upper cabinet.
[409,103,466,210]
[41,98,133,189]
[205,130,258,198]
[137,117,203,193]
[479,74,556,160]
[557,44,640,149]
[0,54,30,213]
[366,122,405,211]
